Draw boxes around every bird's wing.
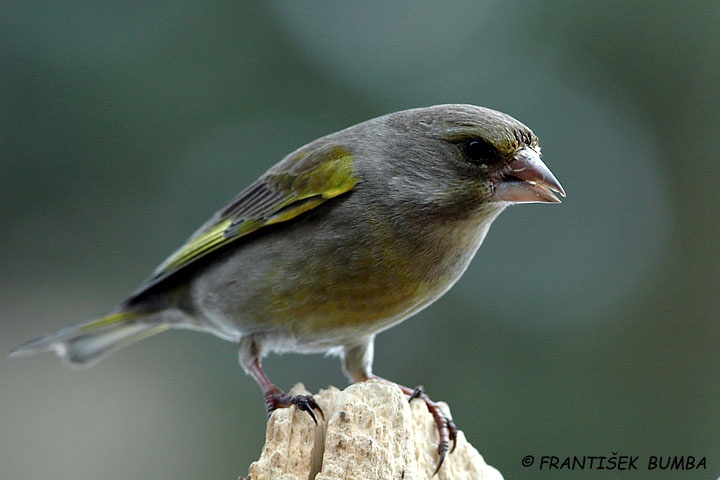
[132,144,357,298]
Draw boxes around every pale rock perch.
[245,381,505,480]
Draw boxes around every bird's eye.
[462,138,496,165]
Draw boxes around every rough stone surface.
[245,380,503,480]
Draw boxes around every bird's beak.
[490,147,566,203]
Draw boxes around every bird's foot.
[365,375,457,474]
[405,385,458,475]
[263,386,324,425]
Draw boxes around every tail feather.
[9,311,169,367]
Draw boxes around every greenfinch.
[11,104,564,469]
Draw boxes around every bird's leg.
[239,336,323,424]
[342,339,457,474]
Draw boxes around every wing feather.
[131,144,357,299]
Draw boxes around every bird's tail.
[9,310,170,367]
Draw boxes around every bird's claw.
[264,388,324,425]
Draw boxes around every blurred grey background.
[2,2,718,479]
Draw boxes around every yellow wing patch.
[158,219,235,275]
[150,146,356,283]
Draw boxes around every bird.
[11,104,564,472]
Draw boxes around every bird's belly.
[190,247,450,351]
[264,275,435,350]
[187,202,493,351]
